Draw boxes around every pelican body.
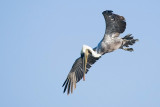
[62,10,138,95]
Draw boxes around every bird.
[62,10,138,95]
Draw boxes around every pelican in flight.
[62,10,138,95]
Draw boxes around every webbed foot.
[120,34,138,52]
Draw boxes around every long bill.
[83,49,88,81]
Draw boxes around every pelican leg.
[122,47,133,52]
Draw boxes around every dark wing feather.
[62,54,100,94]
[102,10,126,34]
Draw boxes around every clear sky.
[0,0,160,107]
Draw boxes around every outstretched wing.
[62,54,100,95]
[102,10,126,34]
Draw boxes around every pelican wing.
[62,54,100,95]
[103,10,126,34]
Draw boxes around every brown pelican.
[62,10,138,95]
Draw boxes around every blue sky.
[0,0,160,107]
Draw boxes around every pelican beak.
[83,49,88,81]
